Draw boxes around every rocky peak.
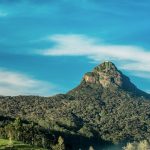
[93,61,118,74]
[69,61,149,100]
[83,61,135,90]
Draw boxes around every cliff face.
[81,61,147,95]
[83,61,123,87]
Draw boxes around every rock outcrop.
[83,61,137,91]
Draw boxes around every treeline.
[0,116,65,150]
[123,140,150,150]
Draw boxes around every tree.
[89,146,95,150]
[123,140,150,150]
[53,136,65,150]
[6,124,14,147]
[13,117,22,140]
[58,136,65,150]
[123,143,136,150]
[138,140,150,150]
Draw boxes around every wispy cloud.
[121,63,150,73]
[131,72,150,79]
[0,69,56,96]
[0,11,8,17]
[40,34,150,76]
[146,90,150,94]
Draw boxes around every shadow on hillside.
[51,130,112,150]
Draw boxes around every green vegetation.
[123,140,150,150]
[0,116,67,149]
[0,139,45,150]
[52,136,65,150]
[89,146,95,150]
[0,62,150,149]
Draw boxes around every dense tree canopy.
[0,62,150,150]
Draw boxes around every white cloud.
[0,69,56,96]
[146,90,150,94]
[129,72,150,79]
[121,63,150,73]
[40,34,150,76]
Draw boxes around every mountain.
[69,61,149,97]
[0,61,150,150]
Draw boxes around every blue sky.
[0,0,150,96]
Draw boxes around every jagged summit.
[69,61,149,99]
[93,61,117,74]
[93,61,120,87]
[83,61,136,91]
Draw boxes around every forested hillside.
[0,62,150,150]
